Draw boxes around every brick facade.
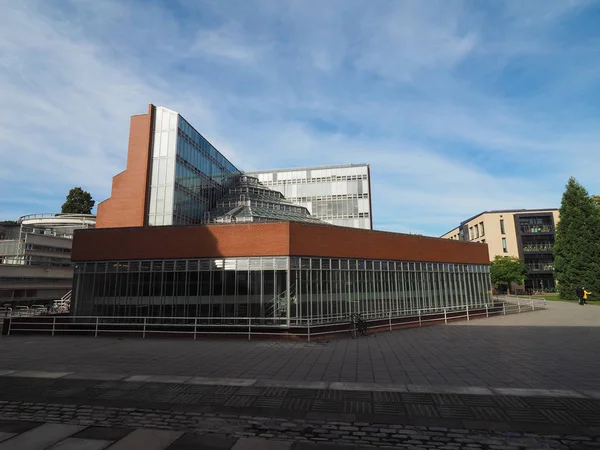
[96,105,155,228]
[72,221,489,265]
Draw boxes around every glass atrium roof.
[208,175,323,224]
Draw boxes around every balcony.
[527,263,554,272]
[520,225,553,234]
[523,244,554,253]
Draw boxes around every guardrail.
[3,298,547,341]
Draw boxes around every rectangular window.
[500,219,505,235]
[502,238,508,253]
[469,227,474,240]
[480,221,485,236]
[475,224,479,238]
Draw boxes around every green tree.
[553,178,600,300]
[0,220,18,225]
[61,187,95,214]
[593,195,600,207]
[490,256,528,295]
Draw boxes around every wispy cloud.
[0,0,599,237]
[192,27,261,63]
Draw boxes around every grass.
[508,293,600,305]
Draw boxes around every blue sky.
[1,0,599,236]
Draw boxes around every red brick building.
[72,105,491,328]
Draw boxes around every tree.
[0,220,18,225]
[553,178,600,300]
[490,256,528,295]
[593,195,600,208]
[61,187,95,214]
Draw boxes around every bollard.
[466,305,470,321]
[2,317,10,336]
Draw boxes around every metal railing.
[4,298,547,341]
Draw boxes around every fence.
[3,298,547,341]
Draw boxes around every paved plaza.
[0,300,599,448]
[1,300,600,391]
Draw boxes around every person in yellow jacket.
[583,287,592,305]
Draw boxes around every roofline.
[245,163,369,174]
[440,208,559,237]
[459,208,559,226]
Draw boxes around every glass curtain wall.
[73,257,492,323]
[147,107,241,226]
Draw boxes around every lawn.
[531,296,600,306]
[508,294,600,305]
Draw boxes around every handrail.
[5,299,547,339]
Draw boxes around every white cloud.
[192,27,260,63]
[0,0,599,237]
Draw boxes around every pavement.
[0,299,599,448]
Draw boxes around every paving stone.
[107,429,183,450]
[0,423,84,450]
[231,437,293,449]
[73,426,134,441]
[0,434,16,444]
[46,437,113,450]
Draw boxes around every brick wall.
[289,222,490,265]
[72,221,488,265]
[96,105,155,228]
[72,222,291,261]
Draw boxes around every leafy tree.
[593,195,600,207]
[61,187,95,214]
[553,178,600,300]
[0,220,18,225]
[490,256,528,295]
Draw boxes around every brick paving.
[0,375,600,446]
[0,399,599,448]
[0,301,599,448]
[2,300,600,391]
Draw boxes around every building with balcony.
[441,209,559,291]
[69,104,492,331]
[245,164,372,229]
[0,213,96,306]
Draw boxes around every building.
[246,164,372,229]
[72,222,491,324]
[0,213,96,307]
[71,104,492,331]
[441,209,559,291]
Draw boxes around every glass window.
[502,238,508,253]
[480,221,485,236]
[500,219,505,234]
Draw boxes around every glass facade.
[147,107,241,226]
[247,165,372,229]
[73,257,491,323]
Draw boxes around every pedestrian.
[583,287,592,305]
[576,285,585,305]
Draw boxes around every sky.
[1,0,599,236]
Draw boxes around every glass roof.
[208,175,323,224]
